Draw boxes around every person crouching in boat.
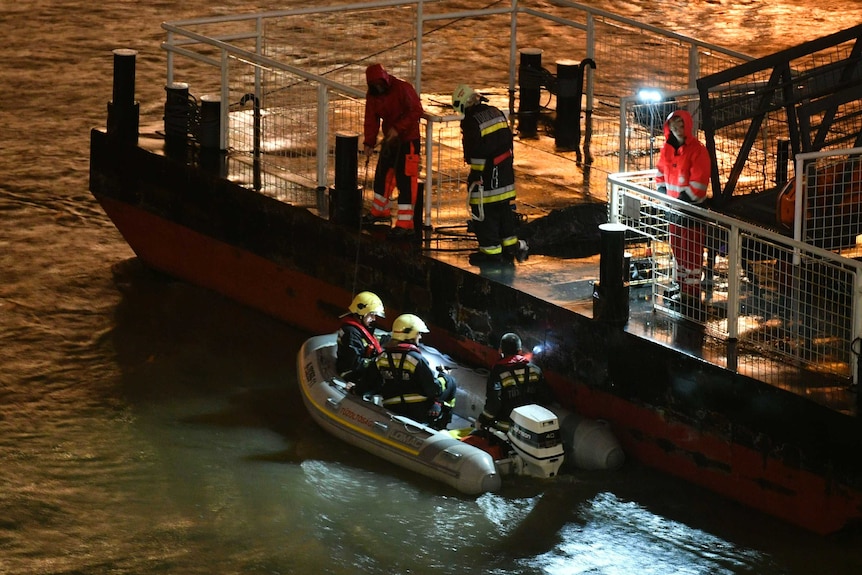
[476,332,553,434]
[359,313,457,430]
[336,291,386,383]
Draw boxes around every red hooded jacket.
[655,109,711,203]
[363,64,424,149]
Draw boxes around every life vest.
[341,316,383,357]
[480,354,546,430]
[494,355,543,404]
[376,343,433,406]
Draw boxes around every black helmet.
[500,333,522,356]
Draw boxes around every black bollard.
[414,180,425,243]
[106,48,140,145]
[164,82,192,158]
[239,93,261,190]
[197,94,225,176]
[197,94,222,150]
[853,338,862,410]
[329,132,363,225]
[554,59,581,153]
[164,82,191,139]
[517,48,543,138]
[592,223,630,326]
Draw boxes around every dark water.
[3,1,862,573]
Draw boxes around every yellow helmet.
[390,313,429,341]
[349,291,385,318]
[452,84,477,115]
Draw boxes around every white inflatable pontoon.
[297,333,623,495]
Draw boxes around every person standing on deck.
[362,64,424,239]
[452,84,528,265]
[655,109,711,306]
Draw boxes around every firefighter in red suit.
[655,109,711,303]
[336,291,385,382]
[362,64,424,239]
[359,314,456,430]
[477,333,553,433]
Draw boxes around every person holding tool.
[362,63,424,239]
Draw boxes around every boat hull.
[298,334,502,494]
[89,129,862,533]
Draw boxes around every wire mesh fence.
[610,171,862,385]
[796,150,862,250]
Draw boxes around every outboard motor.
[506,404,565,478]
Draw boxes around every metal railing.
[159,0,750,228]
[790,148,862,250]
[609,168,862,386]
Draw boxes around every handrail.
[609,168,862,384]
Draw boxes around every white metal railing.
[609,169,862,385]
[619,88,701,173]
[790,148,862,250]
[158,0,750,228]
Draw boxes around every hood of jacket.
[663,109,695,142]
[365,63,391,87]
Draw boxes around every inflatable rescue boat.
[297,333,623,494]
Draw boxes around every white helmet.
[452,84,477,115]
[390,313,429,341]
[349,291,385,318]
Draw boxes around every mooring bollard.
[555,58,596,162]
[517,48,543,138]
[106,48,140,145]
[592,223,630,326]
[197,94,222,150]
[164,82,191,141]
[329,132,363,225]
[197,94,226,177]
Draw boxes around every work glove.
[657,184,667,195]
[428,401,442,419]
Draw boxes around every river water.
[2,1,862,574]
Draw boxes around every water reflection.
[526,492,771,574]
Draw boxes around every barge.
[89,3,862,534]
